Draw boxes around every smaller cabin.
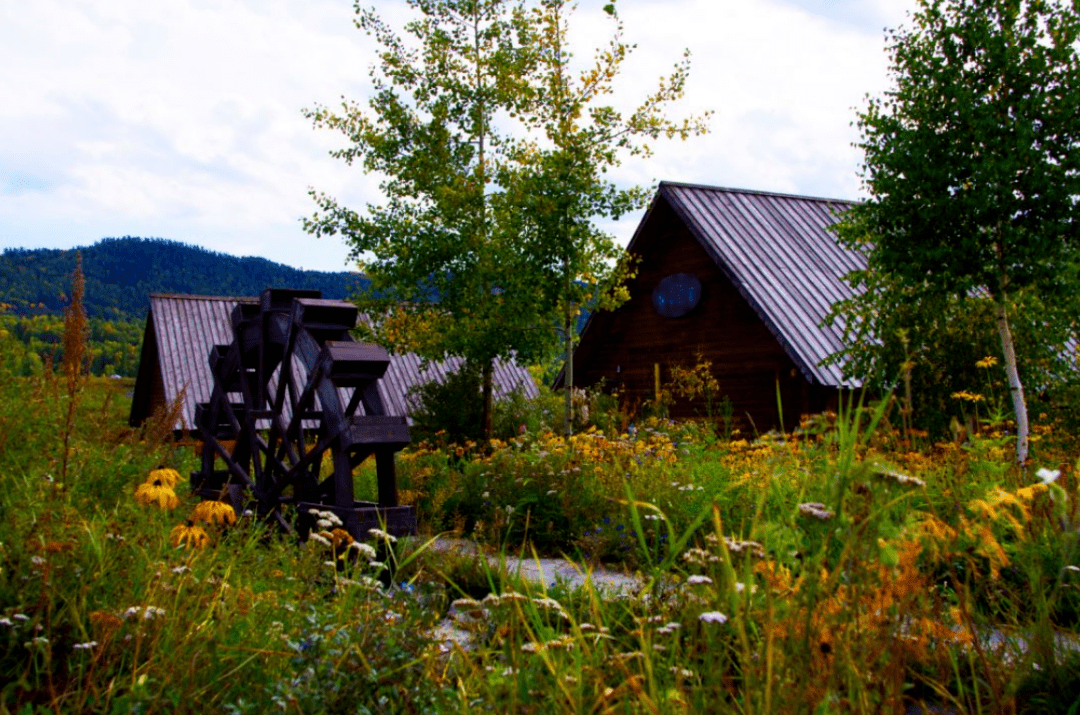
[563,182,864,432]
[129,292,538,435]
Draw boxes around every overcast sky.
[0,0,918,273]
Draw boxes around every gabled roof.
[629,182,864,388]
[130,292,538,433]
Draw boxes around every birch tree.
[305,0,708,438]
[833,0,1080,464]
[304,0,546,438]
[511,0,710,433]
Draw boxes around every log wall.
[573,202,837,432]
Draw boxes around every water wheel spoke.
[192,289,416,540]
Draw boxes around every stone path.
[421,538,643,651]
[424,537,642,594]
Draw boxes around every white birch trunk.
[994,301,1029,465]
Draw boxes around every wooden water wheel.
[190,288,416,539]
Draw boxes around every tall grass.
[2,310,1080,711]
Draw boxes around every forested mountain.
[0,236,368,319]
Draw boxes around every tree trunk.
[994,300,1029,466]
[564,313,573,436]
[482,358,494,442]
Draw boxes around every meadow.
[2,332,1080,713]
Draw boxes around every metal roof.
[139,293,538,433]
[642,182,864,388]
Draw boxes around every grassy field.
[2,347,1080,713]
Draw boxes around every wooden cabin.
[129,292,539,436]
[562,182,863,432]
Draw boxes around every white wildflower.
[72,641,98,651]
[685,574,714,586]
[143,607,166,620]
[1037,468,1061,485]
[670,667,695,678]
[368,528,397,543]
[170,565,188,574]
[1066,565,1080,573]
[874,467,927,488]
[699,611,728,624]
[545,636,575,650]
[0,617,12,627]
[316,519,334,530]
[308,509,342,527]
[31,556,45,566]
[724,537,765,558]
[798,502,834,520]
[349,542,378,560]
[308,533,332,548]
[681,547,720,565]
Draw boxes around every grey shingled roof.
[650,182,864,388]
[142,293,538,433]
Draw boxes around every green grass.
[3,347,1080,713]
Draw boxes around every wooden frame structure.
[190,288,416,539]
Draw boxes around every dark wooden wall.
[129,314,168,429]
[572,199,837,432]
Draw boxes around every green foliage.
[407,361,541,446]
[305,0,708,437]
[409,362,488,446]
[305,0,561,370]
[0,309,144,377]
[7,303,1080,713]
[1,237,369,378]
[830,0,1080,458]
[0,237,367,320]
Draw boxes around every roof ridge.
[659,180,855,206]
[149,293,258,302]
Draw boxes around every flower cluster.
[134,466,181,510]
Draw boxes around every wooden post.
[376,449,398,507]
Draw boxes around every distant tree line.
[0,237,369,377]
[0,236,368,320]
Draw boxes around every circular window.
[652,273,702,318]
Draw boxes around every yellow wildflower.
[135,479,179,509]
[189,500,237,526]
[170,521,210,549]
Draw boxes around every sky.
[0,0,919,273]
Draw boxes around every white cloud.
[0,0,918,271]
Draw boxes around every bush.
[408,361,487,445]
